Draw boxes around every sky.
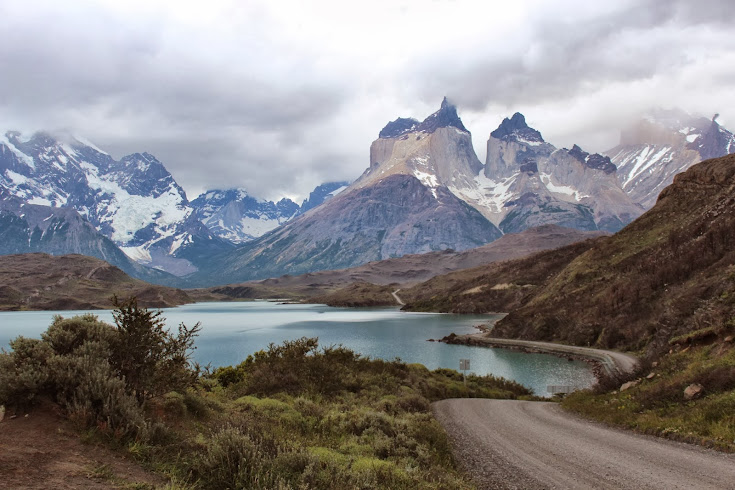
[1,0,734,202]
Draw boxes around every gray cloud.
[0,1,733,200]
[414,0,735,112]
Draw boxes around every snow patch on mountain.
[413,169,439,197]
[120,245,152,263]
[1,134,35,169]
[616,146,674,189]
[5,169,28,185]
[73,135,109,155]
[540,173,589,201]
[79,160,189,243]
[450,170,517,218]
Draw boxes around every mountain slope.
[192,173,501,286]
[0,253,191,310]
[0,188,179,285]
[0,131,233,275]
[205,225,606,300]
[411,153,735,354]
[607,109,735,209]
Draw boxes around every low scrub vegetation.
[0,300,531,489]
[563,338,735,451]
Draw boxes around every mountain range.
[190,181,349,243]
[403,152,735,355]
[0,131,232,276]
[1,102,733,285]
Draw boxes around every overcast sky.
[1,0,733,201]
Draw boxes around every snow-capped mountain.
[606,109,735,209]
[0,131,233,276]
[190,181,350,244]
[448,113,642,233]
[188,99,503,286]
[0,186,177,284]
[299,181,350,214]
[191,189,300,243]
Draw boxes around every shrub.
[0,337,53,409]
[192,425,286,489]
[0,297,200,441]
[42,314,116,356]
[110,296,201,402]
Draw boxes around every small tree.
[110,296,201,402]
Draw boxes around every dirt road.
[434,399,735,489]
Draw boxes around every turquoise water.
[0,301,595,394]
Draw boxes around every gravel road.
[461,336,639,377]
[434,399,735,489]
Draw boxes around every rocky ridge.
[451,113,643,233]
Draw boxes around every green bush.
[192,425,286,489]
[42,314,116,356]
[0,298,200,441]
[110,296,201,402]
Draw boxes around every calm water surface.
[0,301,595,394]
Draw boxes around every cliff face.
[356,98,483,195]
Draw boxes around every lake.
[0,301,595,395]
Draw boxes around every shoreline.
[437,325,638,381]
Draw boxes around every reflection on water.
[0,301,595,394]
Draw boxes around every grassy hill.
[492,153,735,354]
[0,253,192,310]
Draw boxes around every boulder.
[684,383,704,401]
[724,335,734,343]
[620,380,639,391]
[646,372,656,379]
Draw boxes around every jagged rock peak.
[378,97,468,139]
[490,112,544,144]
[379,117,419,138]
[567,144,617,174]
[415,97,468,134]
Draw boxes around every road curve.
[461,335,638,377]
[392,289,405,306]
[434,399,735,489]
